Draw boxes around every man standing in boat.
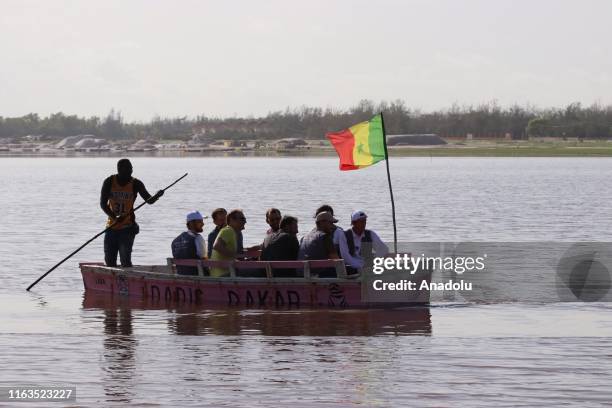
[100,158,163,267]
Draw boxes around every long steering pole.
[26,173,188,292]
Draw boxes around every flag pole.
[380,112,398,253]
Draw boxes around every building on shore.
[55,134,99,149]
[271,138,307,149]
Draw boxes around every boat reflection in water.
[83,292,431,337]
[99,303,136,404]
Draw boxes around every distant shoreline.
[2,139,612,157]
[3,148,612,158]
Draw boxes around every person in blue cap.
[171,211,207,275]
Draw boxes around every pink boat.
[80,258,430,308]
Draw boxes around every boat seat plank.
[168,258,346,278]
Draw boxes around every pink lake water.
[1,157,612,407]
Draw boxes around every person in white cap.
[171,211,207,275]
[345,210,389,273]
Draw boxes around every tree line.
[1,101,612,141]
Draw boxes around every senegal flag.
[326,113,386,171]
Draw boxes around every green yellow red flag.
[326,113,386,171]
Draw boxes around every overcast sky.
[1,0,611,121]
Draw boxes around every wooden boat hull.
[80,262,430,308]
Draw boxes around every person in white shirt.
[344,210,390,274]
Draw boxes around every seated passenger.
[242,208,282,257]
[207,208,227,258]
[315,204,363,271]
[265,208,282,234]
[261,216,299,277]
[345,210,390,275]
[171,211,207,276]
[298,211,339,277]
[210,209,247,277]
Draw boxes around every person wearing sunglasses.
[210,209,247,277]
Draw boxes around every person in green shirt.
[210,209,247,277]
